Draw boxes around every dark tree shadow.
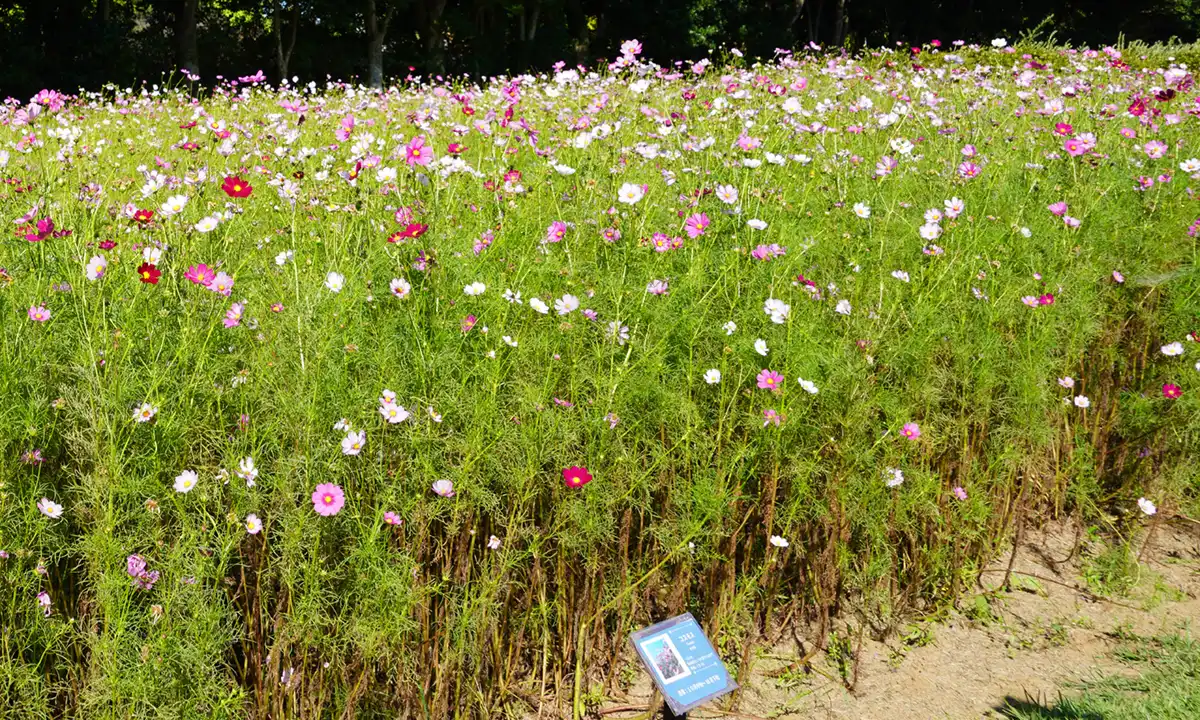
[994,696,1105,720]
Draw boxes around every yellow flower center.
[324,495,333,504]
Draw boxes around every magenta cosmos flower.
[756,369,784,393]
[404,135,433,166]
[900,422,921,440]
[1162,383,1183,399]
[311,483,345,516]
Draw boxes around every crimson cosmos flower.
[221,175,253,198]
[136,263,161,285]
[133,209,154,224]
[562,465,593,489]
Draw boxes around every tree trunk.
[176,0,200,74]
[833,0,847,46]
[274,1,299,81]
[789,0,806,35]
[365,0,392,89]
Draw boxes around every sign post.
[630,613,736,717]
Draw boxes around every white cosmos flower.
[1074,395,1091,408]
[919,223,942,240]
[324,271,344,293]
[704,369,721,384]
[617,183,645,204]
[194,215,219,233]
[754,338,769,356]
[747,218,767,230]
[389,277,411,298]
[38,497,64,519]
[174,470,199,493]
[503,335,518,347]
[142,247,162,265]
[835,299,852,316]
[237,456,259,485]
[529,297,550,314]
[464,281,486,296]
[275,250,294,265]
[159,194,188,216]
[1137,497,1157,516]
[769,535,789,548]
[553,164,576,175]
[723,321,737,335]
[798,378,819,394]
[86,255,107,281]
[763,298,790,323]
[133,402,158,423]
[853,202,871,218]
[891,270,910,282]
[1161,342,1183,356]
[991,38,1007,48]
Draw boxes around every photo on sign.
[639,633,692,685]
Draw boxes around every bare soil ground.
[587,519,1200,720]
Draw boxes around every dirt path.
[592,521,1200,720]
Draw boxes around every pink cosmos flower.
[762,408,782,427]
[957,161,981,178]
[384,511,403,526]
[1064,138,1084,156]
[545,220,567,243]
[1047,201,1068,216]
[1053,122,1073,136]
[28,305,50,322]
[952,487,968,501]
[404,135,433,166]
[901,422,921,440]
[684,212,710,238]
[757,369,784,393]
[432,479,455,497]
[185,263,215,286]
[311,483,345,516]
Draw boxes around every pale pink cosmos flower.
[311,483,345,516]
[1047,201,1068,216]
[384,511,403,526]
[28,305,51,322]
[223,302,244,328]
[341,430,366,455]
[432,479,455,497]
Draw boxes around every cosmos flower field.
[2,39,1200,717]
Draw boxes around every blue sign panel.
[630,613,736,715]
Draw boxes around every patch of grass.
[1000,631,1200,720]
